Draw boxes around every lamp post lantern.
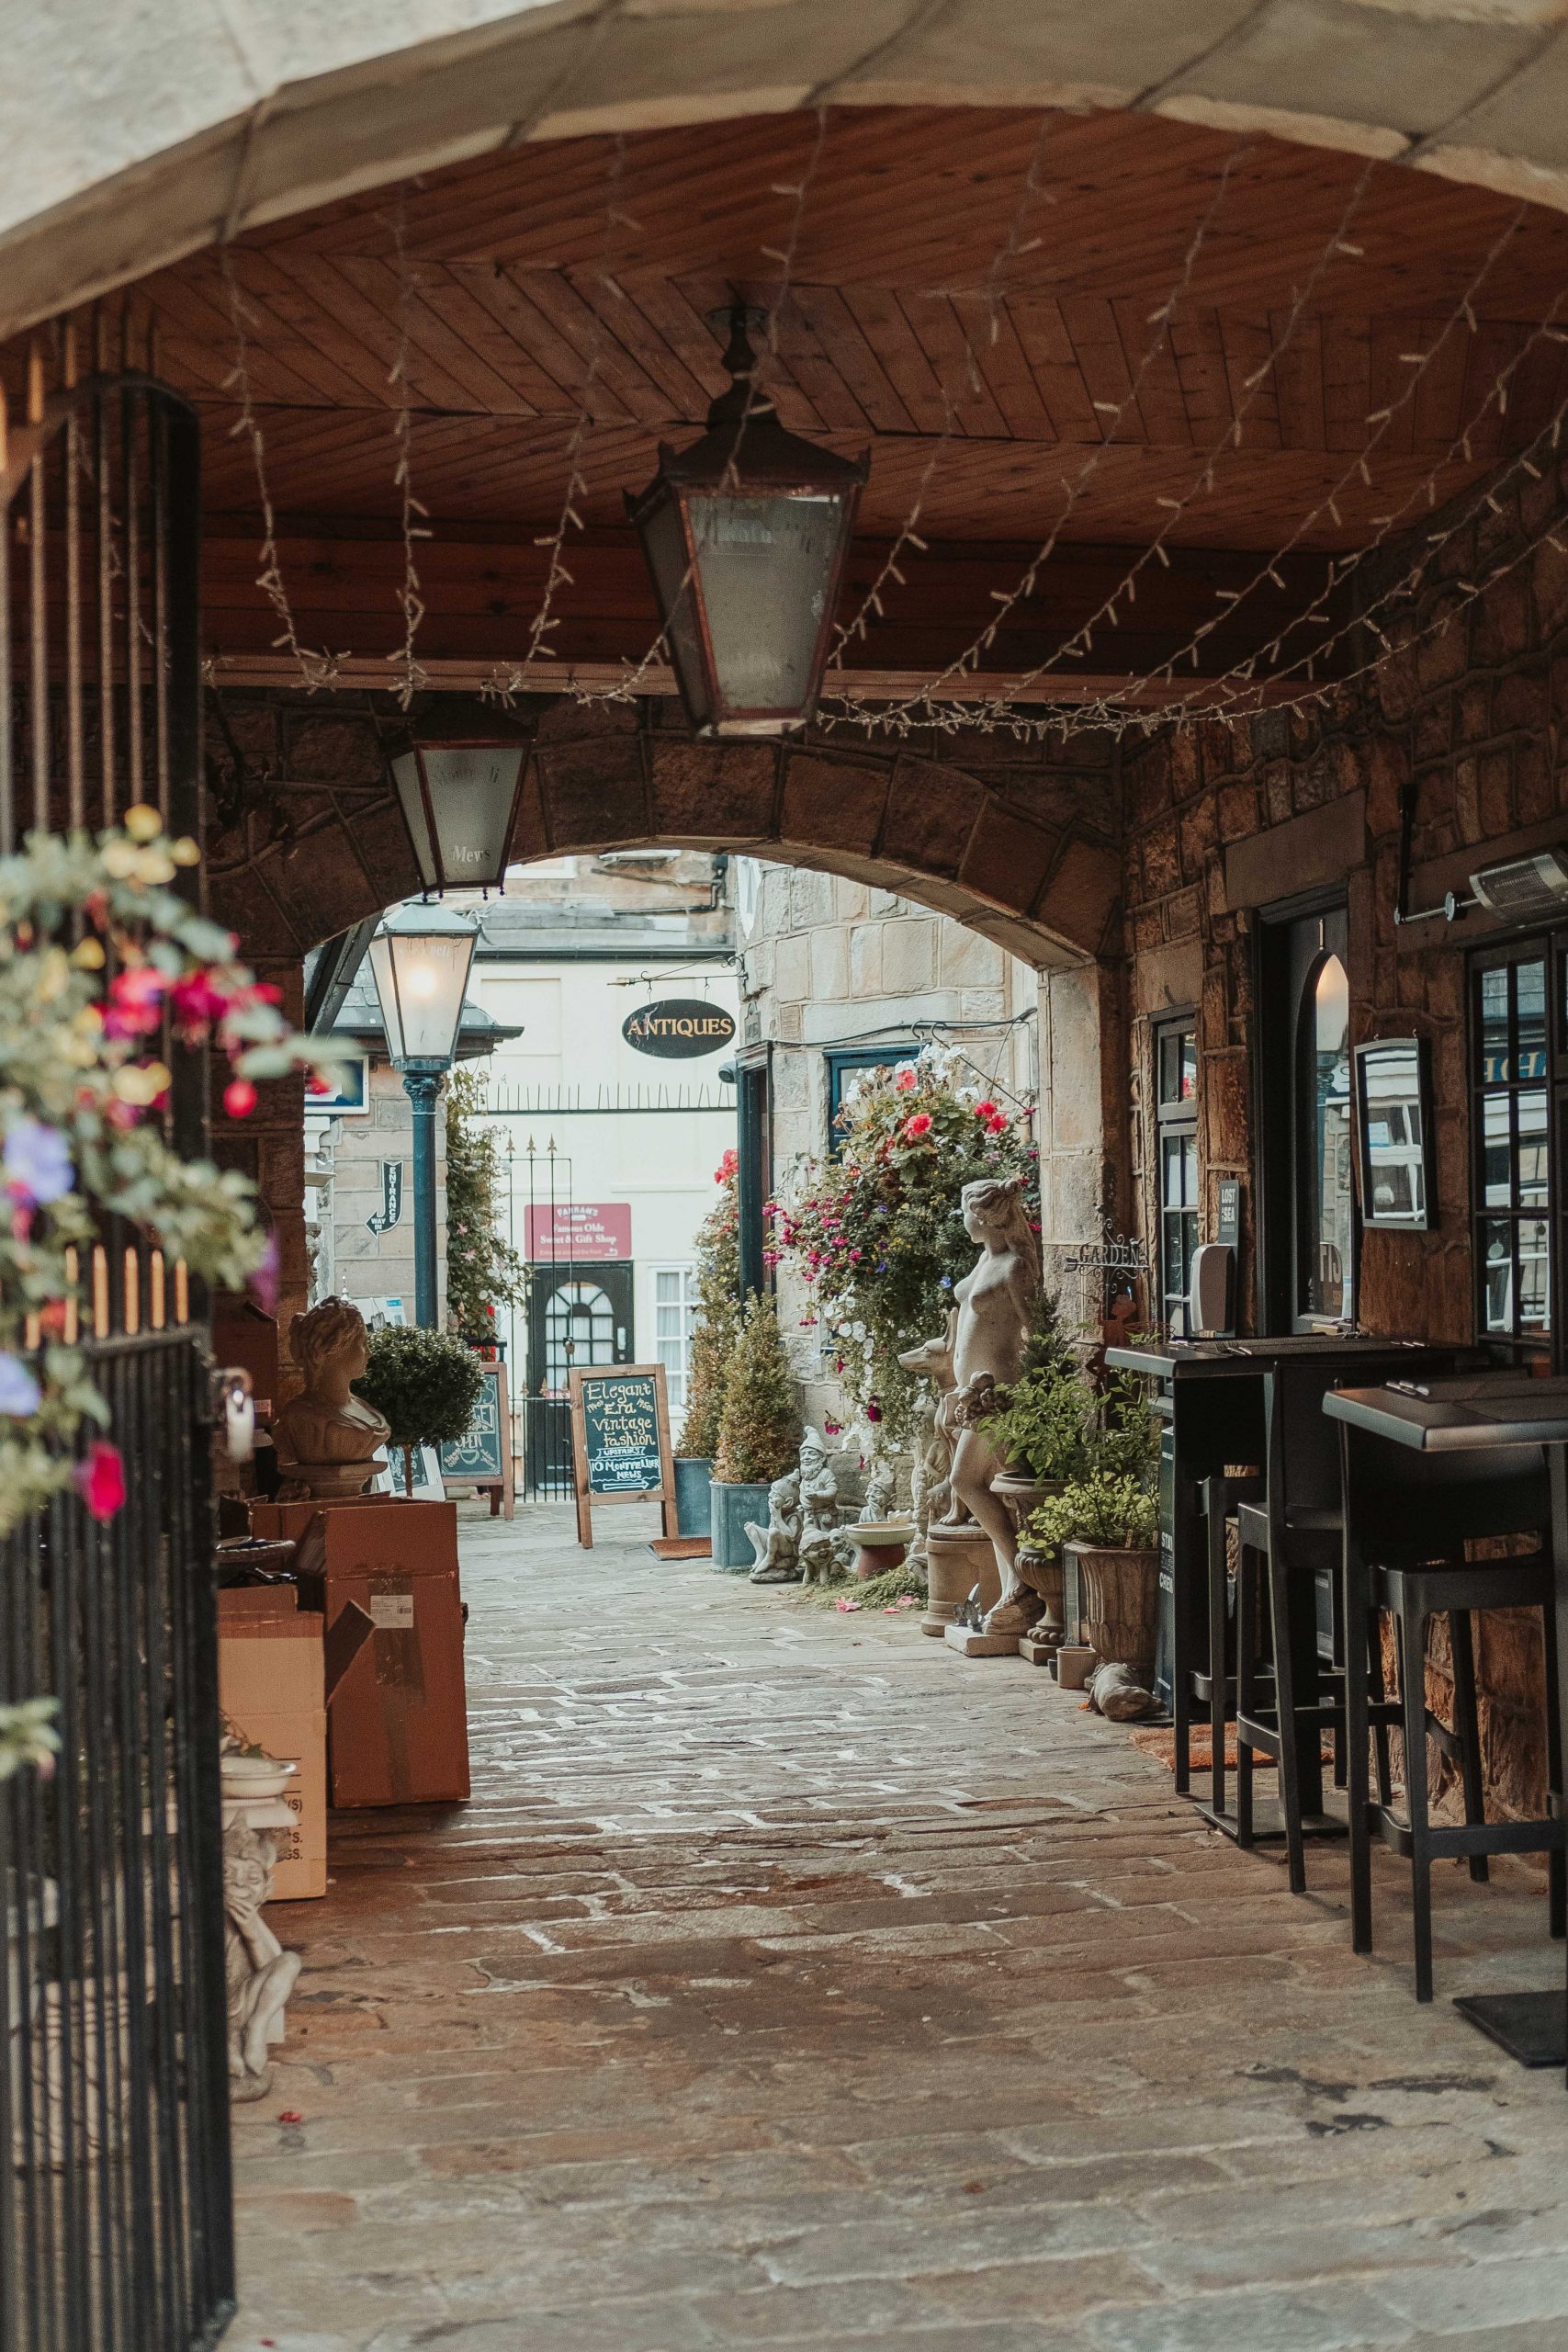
[389,699,532,897]
[625,304,868,738]
[367,902,479,1327]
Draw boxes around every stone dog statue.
[274,1296,390,1501]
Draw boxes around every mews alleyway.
[231,1508,1568,2352]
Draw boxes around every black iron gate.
[0,333,235,2347]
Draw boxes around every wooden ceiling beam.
[197,524,1349,695]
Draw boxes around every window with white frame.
[653,1266,700,1415]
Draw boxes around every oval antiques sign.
[622,999,736,1059]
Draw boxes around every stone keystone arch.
[7,0,1568,343]
[205,699,1121,968]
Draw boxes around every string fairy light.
[832,136,1334,734]
[1055,207,1535,732]
[218,247,343,691]
[829,106,1062,666]
[385,188,430,709]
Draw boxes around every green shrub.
[981,1295,1093,1480]
[355,1324,484,1494]
[714,1293,800,1485]
[1030,1473,1159,1553]
[678,1150,741,1457]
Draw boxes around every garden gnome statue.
[747,1470,804,1583]
[948,1175,1042,1636]
[858,1457,896,1525]
[796,1428,855,1582]
[274,1296,390,1500]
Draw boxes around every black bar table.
[1109,1336,1468,1837]
[1325,1374,1568,2076]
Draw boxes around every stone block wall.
[1119,455,1568,1820]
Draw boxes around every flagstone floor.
[229,1504,1568,2352]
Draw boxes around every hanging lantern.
[367,902,479,1069]
[625,304,868,738]
[389,699,532,896]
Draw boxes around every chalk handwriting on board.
[582,1373,661,1494]
[439,1365,502,1479]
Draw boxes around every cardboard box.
[249,1499,468,1809]
[219,1595,329,1899]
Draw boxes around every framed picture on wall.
[1353,1035,1436,1231]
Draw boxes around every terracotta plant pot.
[1066,1541,1160,1683]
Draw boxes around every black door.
[523,1266,636,1495]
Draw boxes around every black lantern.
[367,902,480,1326]
[389,699,531,896]
[626,305,868,738]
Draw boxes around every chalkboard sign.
[567,1363,676,1548]
[437,1362,513,1520]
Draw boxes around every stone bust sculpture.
[274,1297,390,1500]
[947,1174,1041,1632]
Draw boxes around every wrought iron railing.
[1,1320,232,2351]
[0,334,234,2347]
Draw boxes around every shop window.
[1154,1018,1199,1335]
[825,1043,919,1148]
[653,1265,699,1415]
[1472,943,1553,1352]
[1257,899,1355,1333]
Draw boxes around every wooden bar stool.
[1338,1421,1567,2003]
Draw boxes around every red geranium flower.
[903,1113,932,1139]
[76,1442,126,1522]
[975,1100,998,1119]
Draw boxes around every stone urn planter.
[992,1473,1065,1641]
[673,1456,714,1539]
[709,1478,770,1573]
[850,1519,916,1581]
[1066,1541,1161,1684]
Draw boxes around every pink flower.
[171,971,231,1029]
[103,966,166,1040]
[224,1079,257,1119]
[903,1113,932,1139]
[834,1599,863,1614]
[76,1442,126,1522]
[894,1068,917,1091]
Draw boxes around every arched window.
[1296,951,1354,1323]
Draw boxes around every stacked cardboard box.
[218,1584,327,1900]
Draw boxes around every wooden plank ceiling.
[125,104,1568,702]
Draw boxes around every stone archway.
[207,695,1122,969]
[7,1,1568,343]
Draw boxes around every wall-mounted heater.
[1469,846,1568,920]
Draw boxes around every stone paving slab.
[229,1504,1568,2352]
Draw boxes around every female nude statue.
[946,1175,1041,1632]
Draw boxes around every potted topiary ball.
[710,1294,800,1571]
[355,1325,485,1497]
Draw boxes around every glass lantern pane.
[390,750,438,892]
[686,492,845,726]
[412,748,523,890]
[369,927,475,1065]
[640,492,713,731]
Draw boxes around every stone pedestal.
[922,1522,999,1638]
[944,1622,1020,1658]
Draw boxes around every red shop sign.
[525,1203,633,1262]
